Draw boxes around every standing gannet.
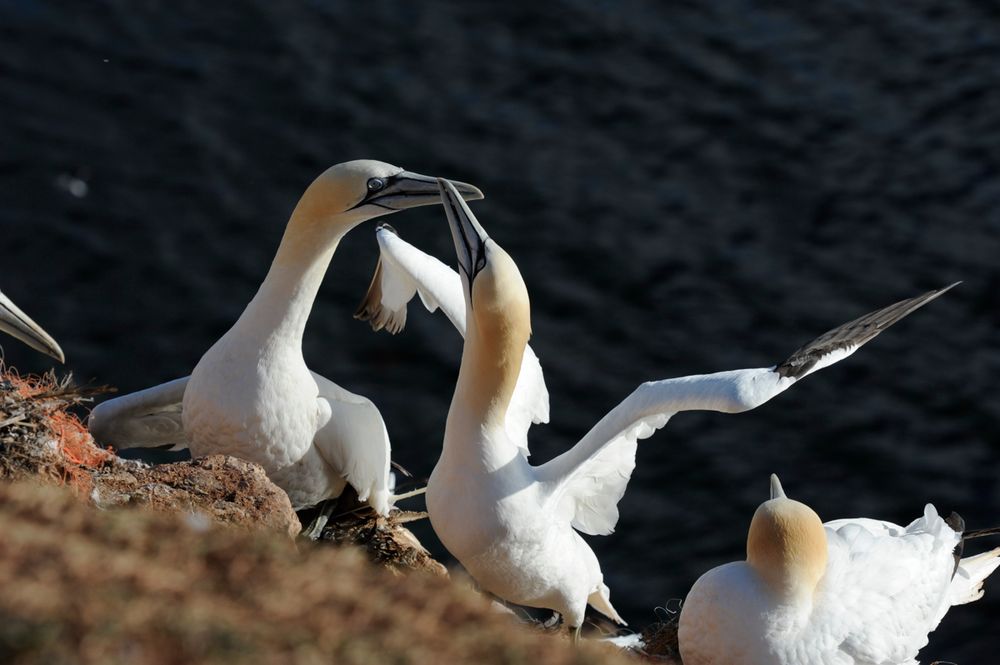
[88,161,482,526]
[376,180,953,635]
[0,289,64,362]
[678,475,1000,665]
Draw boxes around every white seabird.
[678,474,1000,665]
[87,161,482,527]
[357,179,955,635]
[0,289,64,362]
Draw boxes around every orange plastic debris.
[48,410,112,469]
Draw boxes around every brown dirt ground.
[0,481,637,665]
[0,364,677,663]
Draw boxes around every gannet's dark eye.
[367,177,386,192]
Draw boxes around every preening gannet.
[364,180,953,633]
[0,289,64,362]
[678,475,1000,665]
[88,161,483,520]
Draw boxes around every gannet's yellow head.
[292,160,483,228]
[439,179,530,353]
[439,179,530,427]
[0,290,64,363]
[747,474,828,600]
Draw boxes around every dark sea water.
[3,1,1000,661]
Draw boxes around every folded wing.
[87,376,190,450]
[818,505,966,662]
[311,373,393,516]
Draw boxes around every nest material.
[0,364,299,535]
[303,487,447,577]
[635,608,682,663]
[0,364,113,489]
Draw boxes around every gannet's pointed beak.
[439,178,489,283]
[770,474,787,500]
[358,170,484,211]
[0,291,65,363]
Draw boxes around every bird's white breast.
[427,427,606,623]
[183,333,324,481]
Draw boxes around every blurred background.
[2,1,998,660]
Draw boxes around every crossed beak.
[439,178,489,283]
[360,170,483,211]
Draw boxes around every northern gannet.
[359,179,954,635]
[88,161,482,525]
[678,474,1000,665]
[0,289,64,362]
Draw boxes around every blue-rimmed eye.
[367,178,386,192]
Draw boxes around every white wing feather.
[311,373,392,516]
[87,376,190,450]
[538,368,792,535]
[536,284,956,538]
[356,226,549,456]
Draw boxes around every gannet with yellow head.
[427,179,618,633]
[88,160,482,526]
[391,181,953,635]
[678,475,1000,664]
[0,289,64,362]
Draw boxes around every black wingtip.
[774,282,957,380]
[947,511,966,576]
[354,257,385,323]
[961,525,1000,540]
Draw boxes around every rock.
[89,456,301,537]
[0,371,300,536]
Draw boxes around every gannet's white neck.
[232,182,371,346]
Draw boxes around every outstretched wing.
[536,284,957,536]
[355,225,549,455]
[311,372,393,516]
[87,376,190,450]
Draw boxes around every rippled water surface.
[3,2,1000,661]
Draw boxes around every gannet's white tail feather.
[312,373,393,516]
[537,286,953,537]
[589,584,627,625]
[355,225,550,457]
[87,376,190,450]
[950,548,1000,606]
